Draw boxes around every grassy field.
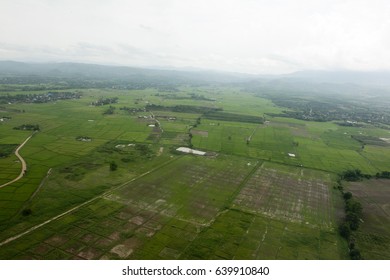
[345,179,390,259]
[0,156,347,260]
[0,86,388,259]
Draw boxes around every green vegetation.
[0,144,18,158]
[259,92,390,126]
[352,135,389,146]
[146,104,221,114]
[0,92,81,104]
[109,161,118,171]
[91,97,118,106]
[375,171,390,178]
[0,69,389,260]
[103,106,116,115]
[13,124,40,131]
[203,111,264,124]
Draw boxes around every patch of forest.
[13,124,40,131]
[0,92,81,104]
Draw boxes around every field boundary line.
[0,155,182,247]
[227,161,263,208]
[0,132,36,189]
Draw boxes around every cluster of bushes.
[0,144,18,158]
[340,169,371,181]
[91,97,118,106]
[119,106,145,114]
[341,169,390,181]
[103,105,115,115]
[375,171,390,179]
[13,124,40,131]
[98,141,154,161]
[75,136,92,142]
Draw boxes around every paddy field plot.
[191,116,390,174]
[0,155,346,260]
[346,179,390,259]
[232,162,334,228]
[0,86,389,260]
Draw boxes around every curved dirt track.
[0,133,34,189]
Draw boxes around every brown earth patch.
[159,247,181,259]
[80,233,99,244]
[77,247,103,260]
[136,227,156,237]
[130,216,145,225]
[191,129,209,137]
[63,240,85,255]
[109,232,121,241]
[33,243,53,255]
[95,237,115,248]
[110,244,133,258]
[110,237,141,258]
[45,235,69,246]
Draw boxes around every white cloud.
[0,0,389,74]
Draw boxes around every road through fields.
[0,132,35,189]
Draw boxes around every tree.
[339,222,351,239]
[350,248,362,260]
[343,192,352,200]
[110,161,118,171]
[346,212,360,230]
[22,208,32,216]
[346,199,363,217]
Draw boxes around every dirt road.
[0,133,35,189]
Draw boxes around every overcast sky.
[1,0,389,74]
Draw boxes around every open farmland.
[0,79,389,260]
[345,179,390,259]
[233,162,334,227]
[0,156,347,260]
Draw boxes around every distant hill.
[0,61,255,85]
[284,70,390,87]
[1,61,390,90]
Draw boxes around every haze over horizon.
[1,0,389,75]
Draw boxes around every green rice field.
[0,86,389,259]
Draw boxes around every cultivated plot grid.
[233,163,333,228]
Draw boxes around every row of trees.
[91,97,118,106]
[341,168,390,181]
[338,191,363,259]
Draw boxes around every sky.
[1,0,390,74]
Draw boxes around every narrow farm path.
[0,132,35,189]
